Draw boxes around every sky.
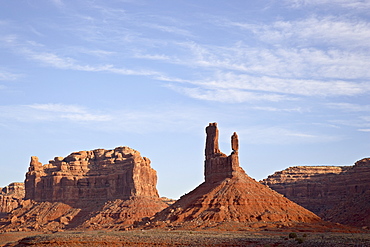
[0,0,370,199]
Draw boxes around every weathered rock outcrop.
[0,200,81,232]
[141,123,324,231]
[262,158,370,228]
[0,182,25,214]
[1,146,168,232]
[25,146,159,206]
[79,196,170,230]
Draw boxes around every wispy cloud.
[143,23,194,37]
[70,47,116,57]
[177,41,370,80]
[286,0,370,10]
[167,84,291,103]
[133,52,172,61]
[199,73,369,96]
[2,5,370,106]
[0,103,215,134]
[5,39,162,77]
[164,71,369,103]
[0,70,20,81]
[251,106,306,113]
[0,104,112,123]
[327,103,370,112]
[230,16,370,49]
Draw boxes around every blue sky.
[1,0,369,199]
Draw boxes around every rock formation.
[1,146,168,232]
[79,197,170,230]
[141,123,324,230]
[0,183,25,214]
[25,146,159,205]
[262,158,370,228]
[204,123,242,184]
[0,200,81,232]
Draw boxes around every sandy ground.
[1,229,370,247]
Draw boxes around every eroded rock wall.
[1,146,168,232]
[0,182,25,214]
[25,146,159,206]
[262,158,370,228]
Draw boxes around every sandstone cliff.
[1,146,168,232]
[25,146,159,205]
[141,123,326,231]
[0,183,25,214]
[262,158,370,228]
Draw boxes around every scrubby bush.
[295,237,304,244]
[288,232,297,239]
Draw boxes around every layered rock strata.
[1,146,168,232]
[0,183,25,214]
[262,158,370,228]
[25,146,159,205]
[141,123,323,230]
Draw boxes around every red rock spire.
[231,132,239,153]
[204,123,240,183]
[205,122,220,157]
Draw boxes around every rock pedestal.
[142,123,323,230]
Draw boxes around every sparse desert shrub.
[295,237,304,244]
[288,232,297,239]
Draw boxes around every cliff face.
[25,146,159,205]
[0,183,25,214]
[1,146,168,232]
[262,158,370,228]
[142,123,324,231]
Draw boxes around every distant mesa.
[262,158,370,229]
[140,123,327,230]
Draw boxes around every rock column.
[204,123,241,183]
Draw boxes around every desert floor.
[1,229,370,246]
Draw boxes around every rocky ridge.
[262,158,370,228]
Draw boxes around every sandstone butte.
[139,123,349,232]
[261,158,370,229]
[0,146,168,232]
